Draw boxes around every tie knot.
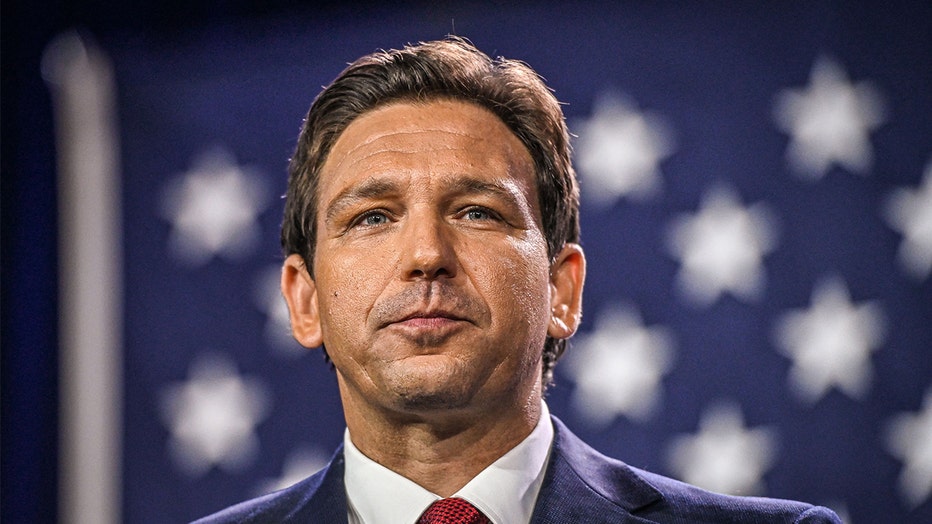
[417,498,490,524]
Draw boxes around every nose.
[400,213,457,281]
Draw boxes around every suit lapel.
[530,417,663,523]
[283,445,349,523]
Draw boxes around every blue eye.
[366,213,386,224]
[465,208,492,220]
[358,211,389,227]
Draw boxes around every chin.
[393,388,473,411]
[383,361,479,412]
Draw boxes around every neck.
[342,388,542,497]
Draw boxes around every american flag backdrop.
[4,2,931,523]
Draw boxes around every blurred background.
[3,1,930,522]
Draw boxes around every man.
[196,38,840,523]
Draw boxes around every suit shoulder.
[191,470,326,524]
[633,468,842,523]
[190,449,346,524]
[545,416,840,523]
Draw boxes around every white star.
[574,92,675,204]
[885,387,932,508]
[160,353,271,476]
[884,160,932,280]
[254,265,305,357]
[773,56,886,179]
[563,305,675,426]
[667,402,777,496]
[161,147,269,265]
[254,446,330,496]
[773,277,886,404]
[666,186,778,306]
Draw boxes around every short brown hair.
[281,36,579,385]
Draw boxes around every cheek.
[315,247,394,344]
[484,237,552,332]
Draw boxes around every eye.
[364,212,388,225]
[353,210,391,228]
[462,206,498,221]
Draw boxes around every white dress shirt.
[344,402,554,524]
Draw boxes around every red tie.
[417,498,491,524]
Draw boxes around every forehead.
[318,99,536,199]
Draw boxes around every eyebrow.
[444,177,525,207]
[324,178,402,223]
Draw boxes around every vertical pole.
[43,31,123,524]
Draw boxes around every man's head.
[281,37,582,388]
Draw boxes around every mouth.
[391,309,468,327]
[372,284,485,343]
[381,309,472,345]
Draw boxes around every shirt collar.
[343,402,554,524]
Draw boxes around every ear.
[547,243,586,339]
[281,254,323,348]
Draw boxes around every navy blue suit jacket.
[194,416,841,523]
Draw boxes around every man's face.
[284,99,583,420]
